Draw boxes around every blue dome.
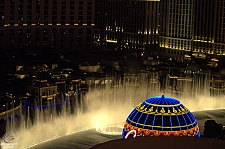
[122,95,200,138]
[145,95,180,105]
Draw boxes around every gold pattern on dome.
[148,106,154,112]
[160,108,165,114]
[136,104,189,116]
[173,108,178,114]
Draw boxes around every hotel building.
[159,0,194,60]
[95,0,225,60]
[1,0,225,59]
[95,0,160,55]
[0,0,95,52]
[160,0,225,60]
[193,0,225,56]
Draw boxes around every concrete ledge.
[90,136,225,149]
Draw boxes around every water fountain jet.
[2,74,225,148]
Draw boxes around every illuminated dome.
[122,95,200,139]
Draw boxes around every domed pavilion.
[122,95,200,139]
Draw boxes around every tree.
[203,120,224,139]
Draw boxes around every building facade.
[159,0,225,60]
[1,0,225,59]
[28,80,57,105]
[0,0,95,52]
[95,0,225,60]
[95,0,160,55]
[159,0,194,61]
[193,0,225,56]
